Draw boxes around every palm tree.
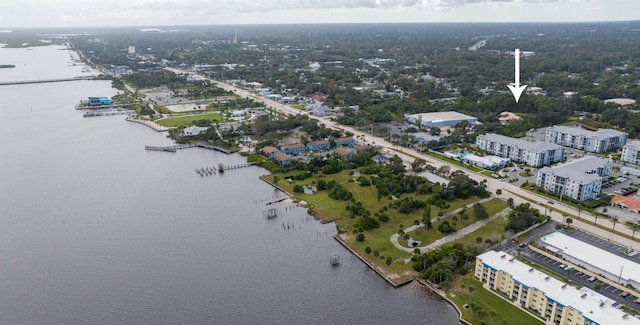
[611,217,619,240]
[488,310,496,325]
[468,285,475,303]
[495,189,502,199]
[631,222,639,239]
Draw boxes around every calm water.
[0,45,460,324]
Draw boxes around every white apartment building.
[536,156,613,201]
[475,250,640,325]
[476,133,564,168]
[621,141,640,165]
[545,126,627,153]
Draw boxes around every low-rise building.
[621,141,640,165]
[272,152,293,165]
[476,133,564,168]
[260,146,280,158]
[475,250,640,325]
[535,156,613,201]
[334,136,355,147]
[611,192,640,213]
[459,153,510,170]
[333,147,356,161]
[404,111,478,128]
[183,126,210,136]
[307,140,331,151]
[281,143,305,155]
[545,125,627,153]
[539,232,640,290]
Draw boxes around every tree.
[356,233,365,241]
[507,198,514,208]
[488,310,496,325]
[495,188,502,198]
[611,217,619,238]
[473,203,489,219]
[468,285,475,303]
[273,175,279,185]
[365,246,372,254]
[423,205,432,228]
[438,221,455,234]
[293,184,304,193]
[631,223,639,239]
[566,217,573,227]
[385,256,392,265]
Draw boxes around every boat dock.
[144,143,240,154]
[83,108,136,117]
[194,162,256,177]
[0,76,94,86]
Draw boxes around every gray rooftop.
[624,140,640,151]
[407,111,477,122]
[480,133,562,152]
[539,156,609,183]
[548,125,627,139]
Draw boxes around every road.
[166,67,640,251]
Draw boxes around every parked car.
[622,291,631,297]
[559,264,566,269]
[588,276,596,282]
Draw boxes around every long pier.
[144,143,241,154]
[0,76,94,86]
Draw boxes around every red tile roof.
[611,195,640,210]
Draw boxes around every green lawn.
[155,112,223,127]
[448,274,544,325]
[270,170,487,282]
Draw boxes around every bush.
[356,233,365,241]
[385,257,392,265]
[365,247,372,254]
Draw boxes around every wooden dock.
[144,143,240,154]
[0,76,94,86]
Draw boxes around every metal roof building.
[545,125,627,153]
[404,111,478,128]
[476,133,564,167]
[535,156,613,201]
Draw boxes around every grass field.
[270,170,488,281]
[448,274,544,325]
[155,112,223,127]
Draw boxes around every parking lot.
[520,248,640,312]
[561,229,640,262]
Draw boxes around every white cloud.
[0,0,637,27]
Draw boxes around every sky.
[0,0,639,28]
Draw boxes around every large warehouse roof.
[407,111,477,123]
[540,232,639,285]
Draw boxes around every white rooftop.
[540,232,640,285]
[625,141,640,151]
[417,171,450,185]
[538,156,609,183]
[407,111,477,122]
[478,250,640,325]
[548,125,627,139]
[480,133,562,153]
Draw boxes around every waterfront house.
[307,140,331,151]
[281,143,305,155]
[260,146,280,158]
[272,152,293,166]
[87,96,112,106]
[334,136,355,147]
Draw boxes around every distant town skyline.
[0,0,639,28]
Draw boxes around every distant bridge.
[0,76,95,86]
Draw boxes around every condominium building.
[475,250,640,325]
[621,141,640,165]
[476,133,564,168]
[536,156,613,201]
[545,126,627,153]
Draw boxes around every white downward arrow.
[507,49,527,103]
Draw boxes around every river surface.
[0,45,460,324]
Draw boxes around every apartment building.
[621,141,640,165]
[475,250,640,325]
[536,156,612,201]
[545,126,627,153]
[476,133,564,168]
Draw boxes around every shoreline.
[125,116,169,132]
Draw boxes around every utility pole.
[618,266,624,284]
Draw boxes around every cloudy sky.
[0,0,638,28]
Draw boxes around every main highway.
[166,67,639,250]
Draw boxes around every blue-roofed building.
[307,140,331,151]
[87,97,112,106]
[334,136,355,147]
[281,143,305,155]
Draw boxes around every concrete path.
[390,198,503,254]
